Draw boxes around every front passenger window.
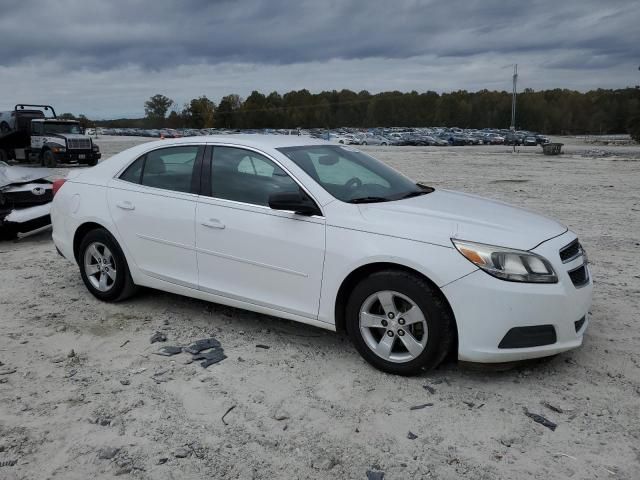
[211,147,299,206]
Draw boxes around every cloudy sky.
[1,0,638,118]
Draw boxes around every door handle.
[201,218,225,229]
[116,201,135,211]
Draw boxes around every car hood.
[48,133,90,140]
[345,189,567,251]
[0,162,51,188]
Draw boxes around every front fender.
[317,225,477,324]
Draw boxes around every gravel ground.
[0,136,639,479]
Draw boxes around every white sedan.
[51,136,592,375]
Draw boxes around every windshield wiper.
[347,196,390,204]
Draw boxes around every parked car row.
[93,126,551,147]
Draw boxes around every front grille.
[66,138,91,149]
[560,239,582,263]
[568,264,589,287]
[574,316,586,332]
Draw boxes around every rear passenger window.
[119,146,201,193]
[120,156,144,184]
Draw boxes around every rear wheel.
[42,150,57,168]
[78,229,137,302]
[346,270,454,375]
[0,122,10,133]
[0,149,7,163]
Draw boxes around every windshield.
[43,122,82,134]
[278,145,430,203]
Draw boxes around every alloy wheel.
[83,241,117,292]
[359,290,428,363]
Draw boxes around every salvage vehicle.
[51,136,592,375]
[0,162,53,239]
[0,104,101,167]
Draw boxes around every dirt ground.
[1,136,639,479]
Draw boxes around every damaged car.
[0,162,53,239]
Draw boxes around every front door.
[196,146,325,319]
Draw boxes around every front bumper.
[443,231,592,363]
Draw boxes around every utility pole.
[510,64,518,131]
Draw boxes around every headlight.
[451,239,557,283]
[51,146,66,153]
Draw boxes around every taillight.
[52,178,66,196]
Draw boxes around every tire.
[42,150,57,168]
[0,122,10,133]
[345,270,454,375]
[0,149,7,163]
[87,157,98,166]
[78,228,137,302]
[362,141,367,145]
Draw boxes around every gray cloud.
[0,0,638,117]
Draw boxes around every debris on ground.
[255,344,270,349]
[152,336,226,368]
[524,408,557,431]
[173,447,191,458]
[183,337,221,354]
[0,367,17,375]
[192,349,227,368]
[221,405,236,425]
[154,346,182,357]
[366,470,385,480]
[97,447,120,460]
[407,431,418,440]
[150,331,167,344]
[542,401,565,414]
[422,384,436,394]
[0,460,18,467]
[410,403,434,410]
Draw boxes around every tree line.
[92,87,640,139]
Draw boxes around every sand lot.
[1,137,639,479]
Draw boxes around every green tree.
[144,94,174,127]
[215,94,242,129]
[183,96,216,129]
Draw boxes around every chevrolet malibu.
[51,136,592,375]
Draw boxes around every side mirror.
[268,191,320,216]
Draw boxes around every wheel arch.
[73,221,112,263]
[333,261,458,351]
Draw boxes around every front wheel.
[346,270,454,375]
[42,150,57,168]
[78,229,137,302]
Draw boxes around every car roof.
[142,134,333,150]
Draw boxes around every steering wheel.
[345,177,363,190]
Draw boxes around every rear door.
[108,145,203,289]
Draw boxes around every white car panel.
[196,197,326,319]
[107,180,199,288]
